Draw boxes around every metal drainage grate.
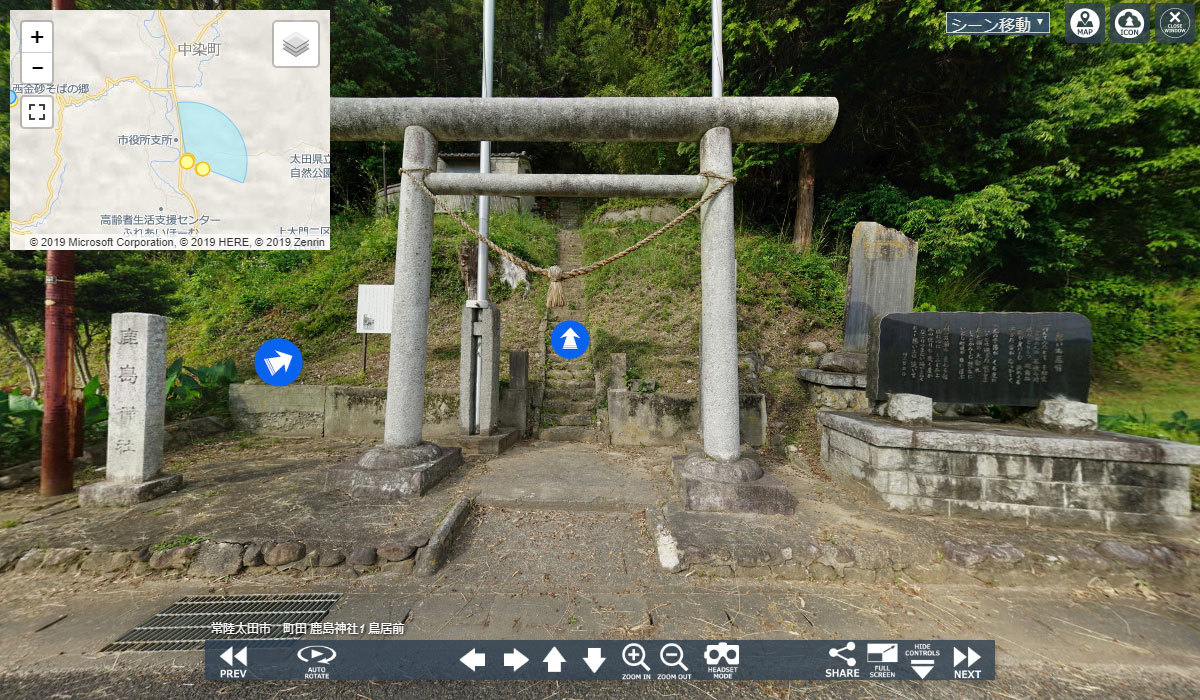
[101,592,342,652]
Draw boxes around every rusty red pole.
[42,252,76,496]
[41,0,78,497]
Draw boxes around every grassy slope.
[1,208,1194,433]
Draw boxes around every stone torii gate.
[326,97,838,514]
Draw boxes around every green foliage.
[1099,410,1200,446]
[0,391,43,466]
[430,211,559,302]
[151,534,208,553]
[165,358,237,421]
[735,236,843,325]
[624,367,658,393]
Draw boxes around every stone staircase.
[538,229,598,442]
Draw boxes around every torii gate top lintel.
[331,96,839,144]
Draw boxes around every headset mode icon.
[704,642,740,666]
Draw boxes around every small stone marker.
[842,222,918,353]
[866,311,1092,406]
[80,313,182,506]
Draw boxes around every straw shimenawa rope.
[397,168,736,307]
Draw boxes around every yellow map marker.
[195,161,211,177]
[179,152,196,169]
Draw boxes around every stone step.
[544,412,594,426]
[545,387,594,401]
[543,400,593,414]
[538,426,597,443]
[546,369,592,381]
[543,379,594,391]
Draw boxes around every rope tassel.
[545,266,566,308]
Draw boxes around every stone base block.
[79,473,183,506]
[438,427,520,456]
[325,443,462,500]
[671,454,796,515]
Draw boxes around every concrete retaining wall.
[229,384,526,440]
[818,411,1198,533]
[607,390,767,447]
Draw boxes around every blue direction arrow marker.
[551,320,589,360]
[254,338,303,386]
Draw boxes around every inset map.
[9,10,330,250]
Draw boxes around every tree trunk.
[73,321,94,385]
[1,320,40,398]
[792,146,815,254]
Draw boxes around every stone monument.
[843,222,918,353]
[866,311,1092,405]
[80,313,182,506]
[799,221,918,412]
[819,309,1198,533]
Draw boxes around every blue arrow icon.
[551,320,589,360]
[254,338,303,386]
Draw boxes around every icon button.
[550,320,589,360]
[704,642,740,666]
[21,21,53,52]
[460,648,486,671]
[953,646,981,668]
[867,642,898,663]
[273,20,320,67]
[1156,3,1195,43]
[21,96,54,129]
[543,647,566,672]
[622,642,650,671]
[254,338,303,386]
[503,648,528,671]
[911,658,935,679]
[583,647,606,673]
[220,645,248,666]
[829,642,856,666]
[1066,3,1106,43]
[659,643,688,672]
[21,53,53,85]
[297,645,336,664]
[1111,4,1150,42]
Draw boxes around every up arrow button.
[543,647,566,673]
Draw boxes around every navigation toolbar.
[205,639,995,681]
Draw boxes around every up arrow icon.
[543,647,566,672]
[560,327,580,350]
[583,647,606,673]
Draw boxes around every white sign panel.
[356,285,393,334]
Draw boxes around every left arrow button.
[460,648,486,671]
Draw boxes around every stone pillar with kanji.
[80,313,182,505]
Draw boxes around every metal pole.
[712,0,723,97]
[382,143,388,215]
[476,0,494,303]
[41,0,78,497]
[361,334,368,374]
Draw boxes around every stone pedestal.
[325,443,463,500]
[671,452,797,515]
[818,411,1197,533]
[458,302,501,435]
[798,368,869,412]
[80,313,182,506]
